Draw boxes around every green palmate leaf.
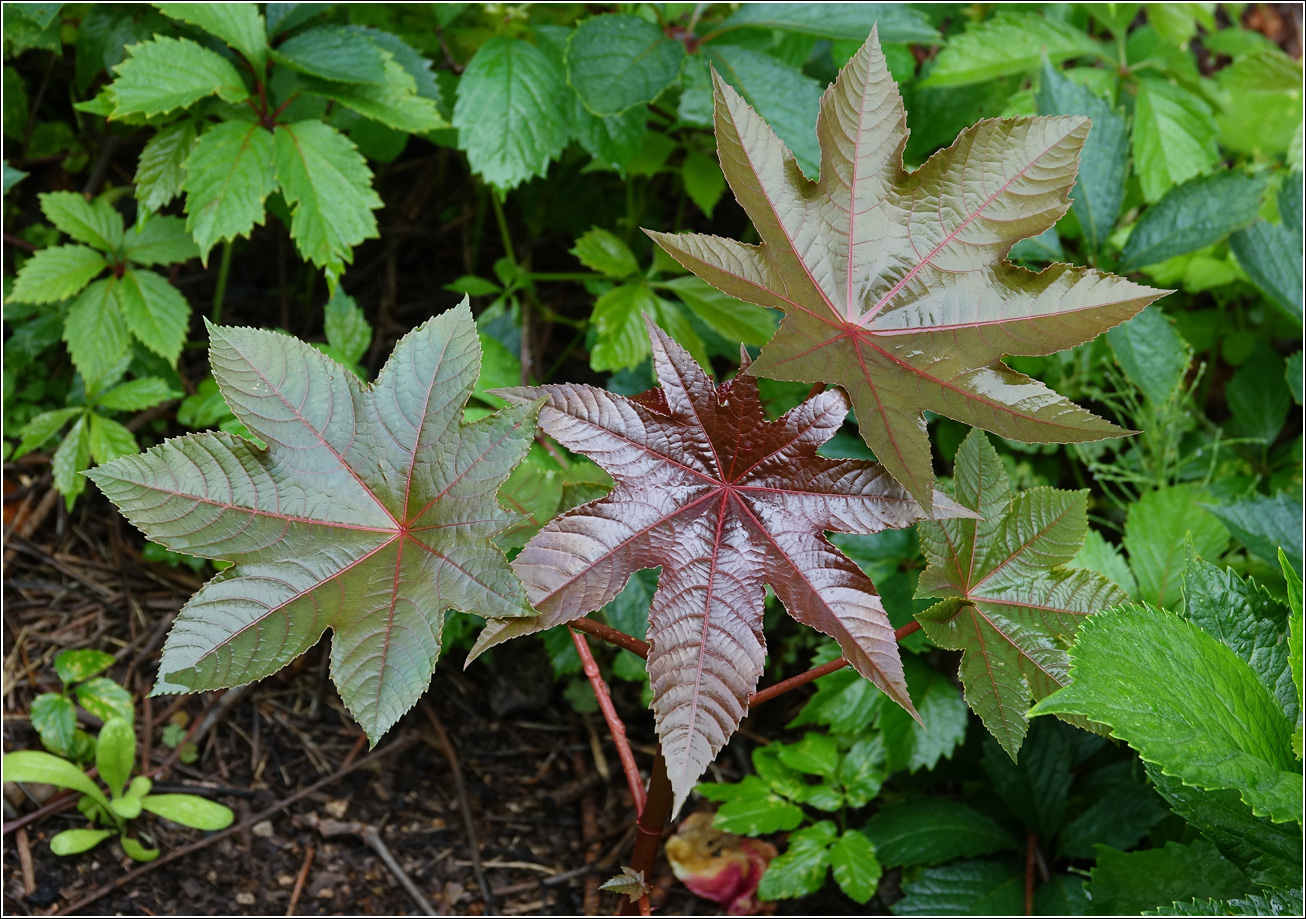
[1230,178,1303,325]
[920,13,1099,88]
[1036,61,1129,257]
[1152,891,1305,917]
[571,227,639,278]
[157,2,267,70]
[271,25,390,83]
[1088,840,1251,917]
[50,828,113,856]
[323,287,371,365]
[651,31,1162,510]
[123,215,200,267]
[52,416,92,506]
[566,14,684,117]
[864,799,1017,867]
[135,121,197,213]
[64,278,130,387]
[13,407,83,458]
[1201,493,1303,576]
[1123,485,1227,609]
[878,655,968,773]
[273,120,381,268]
[1147,768,1302,891]
[891,859,1024,916]
[40,191,124,252]
[118,268,191,366]
[1031,603,1302,823]
[110,37,249,117]
[10,245,107,303]
[718,3,939,44]
[662,276,778,347]
[916,430,1127,756]
[1118,171,1269,272]
[88,303,539,741]
[1132,77,1220,203]
[140,793,234,830]
[30,694,76,755]
[829,830,881,905]
[701,44,823,179]
[1227,343,1289,443]
[1215,48,1304,157]
[758,820,836,901]
[1106,305,1192,406]
[453,36,571,192]
[88,415,138,464]
[183,120,276,263]
[96,377,181,412]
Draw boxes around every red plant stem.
[1025,833,1037,916]
[569,627,646,813]
[570,617,650,658]
[621,753,672,918]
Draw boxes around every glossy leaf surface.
[472,319,963,809]
[916,430,1127,757]
[650,30,1163,509]
[89,303,538,741]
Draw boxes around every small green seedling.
[4,716,233,861]
[28,649,133,762]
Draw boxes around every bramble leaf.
[40,191,124,252]
[1031,603,1302,823]
[183,120,276,263]
[916,430,1127,756]
[471,319,966,809]
[156,2,268,70]
[1132,77,1220,203]
[650,31,1163,510]
[123,215,200,267]
[10,244,107,304]
[87,302,540,741]
[110,37,249,118]
[118,267,191,366]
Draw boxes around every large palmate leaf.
[649,30,1164,510]
[470,318,966,809]
[916,430,1128,757]
[88,302,539,740]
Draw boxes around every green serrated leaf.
[40,192,124,253]
[183,120,276,263]
[96,377,181,412]
[662,275,777,347]
[1124,485,1227,609]
[118,268,191,366]
[775,732,839,778]
[271,25,391,83]
[110,37,249,117]
[921,13,1099,88]
[1056,772,1170,859]
[10,245,107,304]
[1119,171,1269,272]
[1106,305,1192,405]
[1069,528,1138,597]
[88,415,138,465]
[453,36,570,192]
[980,719,1074,838]
[1132,76,1220,203]
[156,2,267,69]
[323,286,371,365]
[1031,602,1301,823]
[134,121,197,213]
[1201,493,1303,576]
[64,278,130,388]
[51,415,92,506]
[717,3,939,44]
[892,859,1024,915]
[879,655,969,773]
[681,150,726,219]
[273,120,381,267]
[590,281,659,371]
[829,830,881,905]
[1230,179,1303,325]
[1088,840,1251,916]
[566,14,684,117]
[123,215,200,267]
[13,407,83,459]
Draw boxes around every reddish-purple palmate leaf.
[87,302,540,741]
[648,28,1167,510]
[470,317,970,809]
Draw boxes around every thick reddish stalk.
[622,753,672,917]
[571,616,650,658]
[569,627,647,813]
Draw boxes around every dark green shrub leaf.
[920,14,1099,88]
[1118,170,1268,272]
[566,15,684,117]
[1088,840,1251,916]
[865,799,1017,867]
[1200,493,1303,576]
[891,859,1023,915]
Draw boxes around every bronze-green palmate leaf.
[649,28,1167,510]
[88,302,540,740]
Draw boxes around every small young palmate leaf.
[648,28,1166,510]
[916,429,1128,758]
[88,301,540,741]
[470,317,969,810]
